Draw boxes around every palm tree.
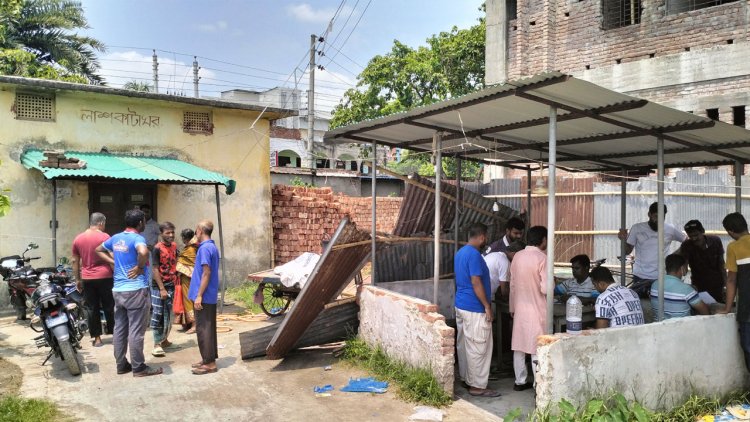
[2,0,106,83]
[123,80,152,92]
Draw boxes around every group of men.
[70,207,221,377]
[453,203,750,397]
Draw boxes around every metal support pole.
[526,165,532,240]
[152,50,159,94]
[454,158,461,256]
[371,139,377,286]
[433,132,442,306]
[620,168,627,285]
[192,56,200,98]
[51,179,57,265]
[546,107,557,334]
[215,185,228,314]
[657,138,665,322]
[307,34,316,168]
[736,161,743,213]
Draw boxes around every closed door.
[89,183,156,236]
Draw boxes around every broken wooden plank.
[240,297,359,360]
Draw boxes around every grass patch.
[0,395,62,422]
[340,337,452,407]
[227,282,273,315]
[508,391,750,422]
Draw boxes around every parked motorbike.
[29,277,87,376]
[1,243,43,320]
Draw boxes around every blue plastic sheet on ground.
[313,384,334,393]
[340,377,388,394]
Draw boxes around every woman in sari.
[175,229,198,334]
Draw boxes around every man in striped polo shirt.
[555,254,598,303]
[721,212,750,370]
[650,254,709,319]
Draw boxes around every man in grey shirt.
[139,204,160,250]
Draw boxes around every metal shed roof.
[324,72,750,171]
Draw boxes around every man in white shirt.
[617,202,686,297]
[591,267,645,329]
[139,204,161,250]
[484,241,525,301]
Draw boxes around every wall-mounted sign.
[130,194,144,202]
[80,107,160,128]
[100,195,113,203]
[270,151,278,167]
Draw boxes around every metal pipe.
[736,161,743,213]
[657,137,665,322]
[455,158,461,256]
[51,179,57,265]
[371,139,377,286]
[526,165,532,240]
[620,168,627,285]
[215,185,228,314]
[433,132,442,306]
[546,106,557,334]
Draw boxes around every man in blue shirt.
[651,254,709,319]
[189,219,221,375]
[96,209,162,377]
[454,223,499,397]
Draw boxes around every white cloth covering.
[273,252,320,288]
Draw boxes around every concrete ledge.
[536,314,749,411]
[358,285,455,394]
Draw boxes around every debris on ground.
[699,404,750,421]
[340,377,388,394]
[313,385,334,393]
[408,406,445,421]
[324,365,332,371]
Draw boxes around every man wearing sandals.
[150,222,178,358]
[96,209,163,377]
[189,220,220,375]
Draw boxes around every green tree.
[0,160,10,217]
[123,80,152,92]
[0,0,105,83]
[332,18,485,180]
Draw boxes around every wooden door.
[89,183,156,236]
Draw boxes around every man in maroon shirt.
[72,212,114,347]
[679,219,726,303]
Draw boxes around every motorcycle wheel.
[58,340,81,376]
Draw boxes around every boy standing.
[150,222,178,357]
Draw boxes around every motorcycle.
[1,243,44,320]
[29,277,87,376]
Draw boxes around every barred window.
[15,92,55,121]
[602,0,642,30]
[666,0,738,15]
[182,111,213,134]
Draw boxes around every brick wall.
[507,0,747,79]
[357,285,455,395]
[272,185,403,265]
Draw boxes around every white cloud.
[97,51,216,95]
[286,3,353,24]
[194,20,229,33]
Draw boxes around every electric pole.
[193,56,200,98]
[307,34,316,168]
[152,50,159,94]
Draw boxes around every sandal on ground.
[92,339,103,347]
[151,346,166,357]
[133,367,163,377]
[160,340,172,348]
[191,362,204,368]
[191,365,217,375]
[468,389,502,397]
[185,327,196,334]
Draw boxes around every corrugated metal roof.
[21,149,236,194]
[325,72,750,171]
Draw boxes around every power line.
[323,0,360,55]
[326,0,373,68]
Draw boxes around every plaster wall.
[536,314,750,410]
[377,278,456,319]
[0,86,273,297]
[358,285,455,395]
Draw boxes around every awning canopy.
[21,148,236,194]
[325,72,750,172]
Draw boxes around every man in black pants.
[189,220,220,375]
[72,212,114,347]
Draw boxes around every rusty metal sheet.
[266,217,371,360]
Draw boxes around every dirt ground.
[0,357,22,396]
[0,314,501,422]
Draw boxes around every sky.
[79,0,485,116]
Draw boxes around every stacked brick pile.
[271,185,403,265]
[39,150,87,169]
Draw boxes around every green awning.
[21,149,236,195]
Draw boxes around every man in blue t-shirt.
[96,209,162,377]
[454,223,499,397]
[189,219,221,375]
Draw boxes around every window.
[666,0,738,15]
[15,92,54,121]
[706,108,719,121]
[182,111,213,134]
[508,0,517,20]
[733,106,745,127]
[602,0,642,29]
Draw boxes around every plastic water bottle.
[566,295,583,335]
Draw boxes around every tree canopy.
[331,18,486,180]
[0,0,105,83]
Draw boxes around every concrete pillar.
[719,108,733,125]
[485,0,508,85]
